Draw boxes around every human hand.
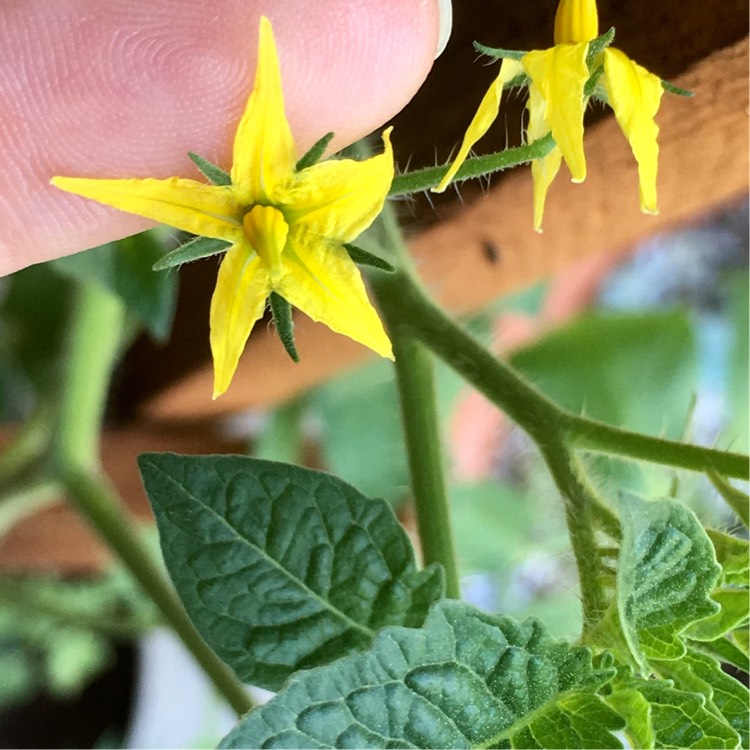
[0,0,449,275]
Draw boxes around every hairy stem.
[388,135,554,197]
[391,335,461,598]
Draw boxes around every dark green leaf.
[138,453,444,690]
[655,651,749,747]
[295,132,335,172]
[342,243,395,272]
[152,236,232,271]
[269,292,299,362]
[52,232,177,340]
[617,494,720,669]
[0,264,72,394]
[187,152,231,185]
[220,601,623,749]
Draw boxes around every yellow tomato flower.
[53,16,394,398]
[434,0,665,231]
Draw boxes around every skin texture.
[0,0,441,275]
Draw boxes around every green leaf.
[152,235,232,271]
[0,263,72,395]
[343,243,395,272]
[138,453,444,691]
[606,686,655,750]
[686,589,749,641]
[708,472,749,527]
[220,601,623,749]
[188,151,232,185]
[690,634,750,673]
[269,292,299,362]
[52,231,177,340]
[313,361,409,504]
[627,680,740,749]
[707,529,749,587]
[296,132,335,172]
[617,494,720,669]
[654,651,749,747]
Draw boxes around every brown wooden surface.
[141,38,750,420]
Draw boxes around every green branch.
[566,415,749,480]
[388,135,554,197]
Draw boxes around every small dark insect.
[481,239,501,264]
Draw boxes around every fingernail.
[435,0,453,58]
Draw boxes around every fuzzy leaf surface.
[138,453,444,690]
[655,650,748,747]
[220,601,623,749]
[617,495,720,669]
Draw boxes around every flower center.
[554,0,599,45]
[243,204,289,272]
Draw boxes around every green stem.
[388,134,555,197]
[367,209,461,599]
[538,447,608,628]
[391,335,461,599]
[63,469,253,715]
[566,415,749,480]
[49,283,253,716]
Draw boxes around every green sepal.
[343,243,395,273]
[295,131,334,172]
[584,65,606,98]
[662,79,694,97]
[187,152,231,186]
[586,27,616,66]
[473,41,526,60]
[152,236,232,271]
[269,291,299,363]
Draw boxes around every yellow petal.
[209,243,272,398]
[243,204,289,277]
[522,43,589,183]
[283,129,394,244]
[527,86,563,232]
[603,48,664,214]
[433,58,524,193]
[51,176,243,242]
[276,234,392,359]
[554,0,599,45]
[230,16,296,204]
